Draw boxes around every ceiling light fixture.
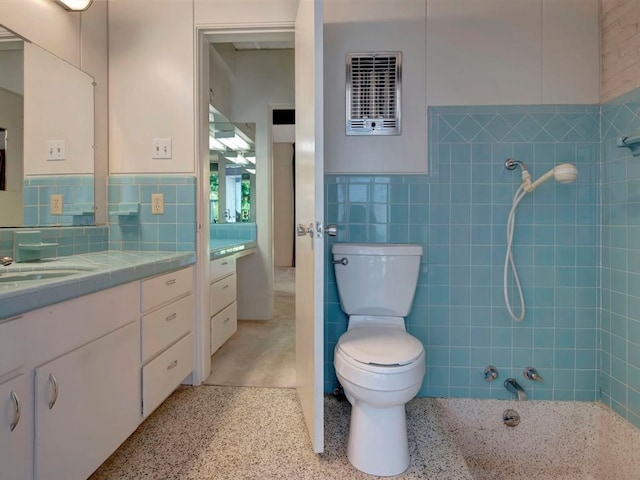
[54,0,93,11]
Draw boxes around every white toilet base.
[347,401,410,476]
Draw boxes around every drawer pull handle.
[48,374,59,410]
[9,390,21,432]
[167,360,179,370]
[165,279,177,286]
[165,313,177,322]
[221,261,228,266]
[222,285,229,290]
[224,317,230,323]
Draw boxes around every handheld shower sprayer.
[503,158,578,322]
[504,158,578,192]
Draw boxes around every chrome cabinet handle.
[165,313,177,322]
[165,278,177,286]
[167,360,178,370]
[222,284,229,290]
[9,390,21,432]
[223,317,230,323]
[48,374,58,409]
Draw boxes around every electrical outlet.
[152,138,172,159]
[50,194,63,215]
[151,193,164,215]
[46,140,66,161]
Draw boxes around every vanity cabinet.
[33,321,139,480]
[0,374,28,480]
[0,316,28,480]
[209,257,237,354]
[141,267,194,418]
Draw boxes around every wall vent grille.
[346,51,402,135]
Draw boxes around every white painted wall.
[109,0,195,174]
[230,48,295,320]
[23,42,94,176]
[323,0,427,174]
[602,0,640,102]
[0,48,23,95]
[195,0,298,26]
[426,0,600,105]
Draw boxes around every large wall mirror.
[209,107,256,225]
[0,26,95,228]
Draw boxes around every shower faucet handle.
[523,367,543,382]
[484,365,499,382]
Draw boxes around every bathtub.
[436,398,640,479]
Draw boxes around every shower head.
[525,163,578,192]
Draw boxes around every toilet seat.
[336,326,423,366]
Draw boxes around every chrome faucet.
[504,378,526,401]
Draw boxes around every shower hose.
[503,185,528,322]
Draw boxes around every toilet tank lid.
[337,326,424,366]
[332,243,423,256]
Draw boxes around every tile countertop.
[210,239,257,259]
[0,251,196,320]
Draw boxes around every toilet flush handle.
[332,257,348,266]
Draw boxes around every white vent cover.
[346,51,402,136]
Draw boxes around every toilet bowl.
[331,244,425,476]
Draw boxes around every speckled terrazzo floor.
[90,386,472,480]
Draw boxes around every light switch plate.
[47,140,66,161]
[152,138,172,159]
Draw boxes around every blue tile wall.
[210,223,257,241]
[23,175,95,226]
[325,105,600,402]
[601,87,640,429]
[108,175,196,252]
[0,226,108,259]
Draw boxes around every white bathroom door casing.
[294,0,324,454]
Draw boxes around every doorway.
[201,35,297,389]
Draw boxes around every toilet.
[332,243,425,477]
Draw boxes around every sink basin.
[0,268,91,284]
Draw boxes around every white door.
[295,0,324,453]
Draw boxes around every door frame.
[193,23,294,383]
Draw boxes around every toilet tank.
[332,243,423,317]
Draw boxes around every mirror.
[209,114,256,225]
[0,26,95,227]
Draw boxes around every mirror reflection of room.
[0,26,95,228]
[209,119,255,224]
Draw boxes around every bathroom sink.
[0,269,91,284]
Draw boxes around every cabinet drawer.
[209,274,237,316]
[0,318,24,377]
[141,266,193,312]
[141,294,193,362]
[142,333,193,418]
[210,302,237,355]
[210,256,235,282]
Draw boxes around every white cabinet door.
[0,374,28,480]
[34,321,140,480]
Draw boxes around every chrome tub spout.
[504,378,526,401]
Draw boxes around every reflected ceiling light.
[215,130,251,151]
[245,168,256,175]
[245,155,256,165]
[209,136,226,151]
[54,0,94,11]
[225,153,249,165]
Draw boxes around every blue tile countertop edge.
[0,251,196,319]
[210,240,257,259]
